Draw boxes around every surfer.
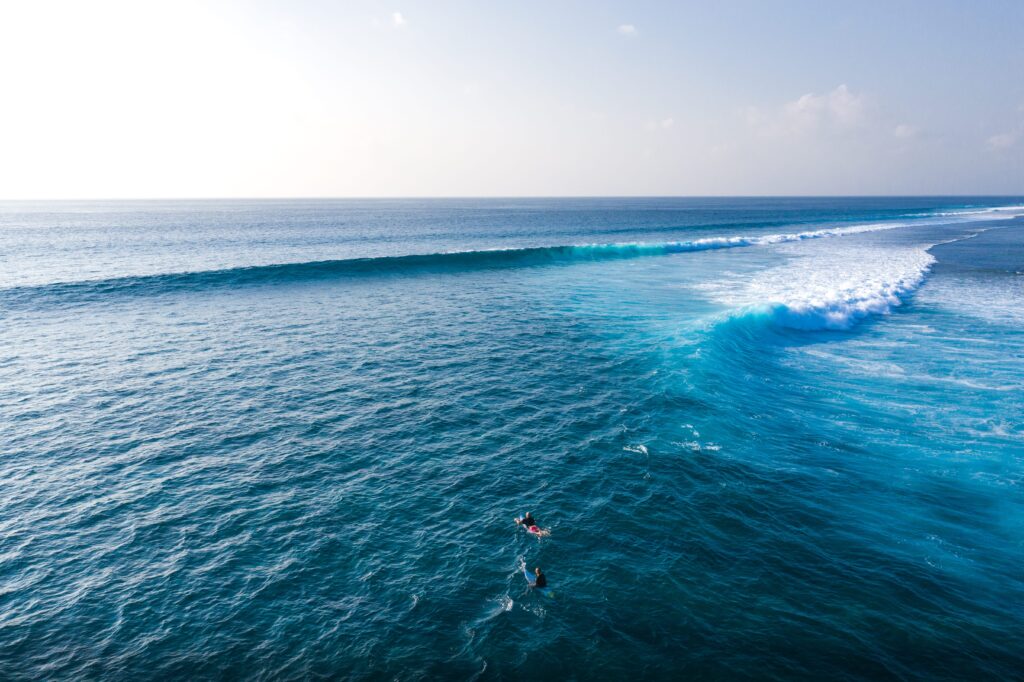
[517,512,537,529]
[515,511,550,537]
[532,567,547,588]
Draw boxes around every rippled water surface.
[1,198,1023,679]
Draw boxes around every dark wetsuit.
[521,515,537,528]
[534,573,547,588]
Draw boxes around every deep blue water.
[1,197,1023,680]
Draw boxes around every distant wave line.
[0,221,921,305]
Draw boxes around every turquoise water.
[1,198,1022,679]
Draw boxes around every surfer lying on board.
[515,512,551,537]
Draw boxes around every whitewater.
[1,197,1022,680]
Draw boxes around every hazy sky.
[1,0,1022,198]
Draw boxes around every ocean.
[1,197,1022,679]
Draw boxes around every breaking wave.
[704,242,939,331]
[0,221,908,307]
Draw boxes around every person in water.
[533,567,547,588]
[518,512,537,528]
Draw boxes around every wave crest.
[0,221,907,306]
[707,245,935,331]
[760,259,932,329]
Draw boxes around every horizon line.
[2,193,1024,202]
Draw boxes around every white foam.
[675,220,910,253]
[705,240,936,330]
[916,265,1024,326]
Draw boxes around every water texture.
[1,198,1022,680]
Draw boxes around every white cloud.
[988,130,1019,150]
[987,108,1024,150]
[617,24,637,37]
[892,123,918,139]
[784,84,865,130]
[392,11,406,27]
[986,104,1024,150]
[746,84,870,138]
[644,117,675,132]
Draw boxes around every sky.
[0,0,1021,198]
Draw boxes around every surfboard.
[523,565,536,586]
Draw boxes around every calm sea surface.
[1,197,1022,679]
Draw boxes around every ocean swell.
[0,221,906,307]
